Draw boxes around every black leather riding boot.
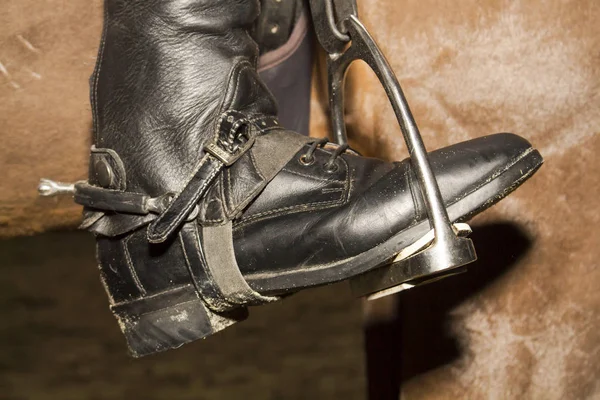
[74,0,542,356]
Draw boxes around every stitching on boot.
[280,166,346,183]
[92,1,109,141]
[237,154,351,223]
[232,201,344,231]
[154,163,220,241]
[223,149,268,220]
[90,146,127,190]
[122,235,147,296]
[219,60,255,114]
[147,154,216,242]
[111,284,195,307]
[178,227,233,312]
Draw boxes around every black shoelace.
[300,138,350,172]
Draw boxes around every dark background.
[1,231,367,400]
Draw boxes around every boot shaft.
[91,0,278,196]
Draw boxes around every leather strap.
[179,222,278,312]
[82,130,314,238]
[201,222,279,306]
[179,223,240,312]
[147,154,223,243]
[75,111,293,241]
[147,111,279,243]
[74,182,171,215]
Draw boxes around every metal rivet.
[324,162,339,174]
[95,159,114,188]
[299,154,315,166]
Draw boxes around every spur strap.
[69,110,279,243]
[147,111,280,243]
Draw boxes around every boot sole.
[246,147,544,294]
[111,284,248,357]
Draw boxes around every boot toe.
[334,132,538,248]
[427,132,536,205]
[235,132,542,292]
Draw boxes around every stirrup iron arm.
[308,0,477,296]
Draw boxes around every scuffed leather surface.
[86,128,312,237]
[97,227,191,304]
[233,133,533,275]
[196,129,313,225]
[240,145,353,222]
[85,0,311,238]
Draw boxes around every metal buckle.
[205,111,256,166]
[205,136,255,167]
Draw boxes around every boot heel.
[111,284,248,357]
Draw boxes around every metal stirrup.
[308,0,477,297]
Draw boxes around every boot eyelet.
[299,154,315,166]
[323,162,339,173]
